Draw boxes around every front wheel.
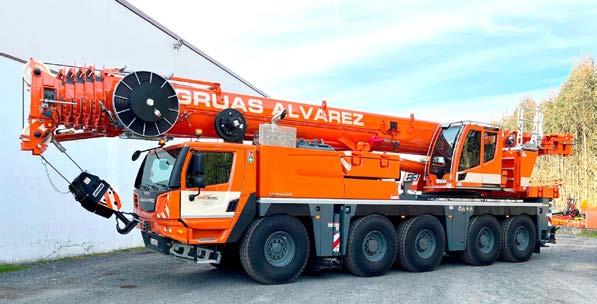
[239,214,310,284]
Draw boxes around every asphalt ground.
[1,234,595,304]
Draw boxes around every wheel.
[460,215,501,266]
[344,214,397,277]
[211,244,241,270]
[500,215,536,262]
[397,215,445,272]
[239,214,310,284]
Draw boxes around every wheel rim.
[264,231,296,267]
[362,230,388,262]
[477,227,495,254]
[415,229,436,259]
[514,226,530,251]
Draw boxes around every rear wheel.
[460,215,501,266]
[500,215,536,262]
[239,214,310,284]
[397,215,445,272]
[344,214,397,277]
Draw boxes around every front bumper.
[141,230,221,264]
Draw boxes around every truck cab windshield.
[138,148,181,190]
[429,125,462,178]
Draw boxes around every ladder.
[516,105,543,149]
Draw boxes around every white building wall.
[0,0,264,262]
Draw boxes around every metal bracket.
[169,243,221,264]
[173,39,183,51]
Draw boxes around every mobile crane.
[20,59,572,284]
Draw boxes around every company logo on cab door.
[176,88,365,127]
[193,194,218,201]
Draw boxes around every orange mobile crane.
[21,59,572,284]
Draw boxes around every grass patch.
[1,247,147,272]
[579,229,597,238]
[0,264,30,273]
[33,246,147,265]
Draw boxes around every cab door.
[480,129,502,187]
[180,145,245,221]
[455,126,502,189]
[455,125,484,188]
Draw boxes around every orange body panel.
[256,145,399,200]
[344,179,399,199]
[257,145,345,198]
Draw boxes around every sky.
[128,0,597,123]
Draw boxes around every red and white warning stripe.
[101,187,122,211]
[333,232,340,252]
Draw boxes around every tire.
[500,215,536,262]
[460,215,501,266]
[211,244,241,270]
[344,214,397,277]
[397,215,445,272]
[239,214,310,284]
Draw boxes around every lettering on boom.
[176,88,364,126]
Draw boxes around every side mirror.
[432,156,445,165]
[131,150,142,161]
[188,153,206,201]
[190,175,206,189]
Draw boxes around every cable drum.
[112,71,179,137]
[214,108,247,142]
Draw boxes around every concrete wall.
[0,0,264,262]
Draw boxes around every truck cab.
[133,142,256,261]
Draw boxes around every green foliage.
[500,58,597,211]
[0,264,30,273]
[579,229,597,238]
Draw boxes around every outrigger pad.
[69,172,115,219]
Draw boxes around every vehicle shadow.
[147,253,487,289]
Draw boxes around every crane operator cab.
[422,121,537,197]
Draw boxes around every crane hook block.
[112,71,179,137]
[69,172,138,234]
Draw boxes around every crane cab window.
[429,125,462,178]
[458,130,481,171]
[187,152,234,187]
[484,132,497,162]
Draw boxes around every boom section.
[20,59,438,155]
